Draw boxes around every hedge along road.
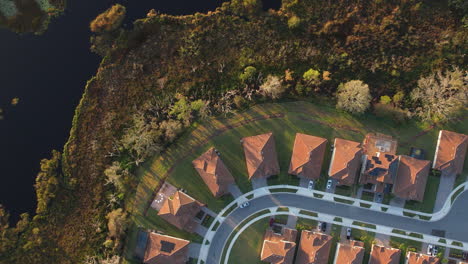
[203,190,468,264]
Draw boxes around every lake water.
[0,0,281,223]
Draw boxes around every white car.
[427,244,434,255]
[346,228,351,239]
[308,180,315,190]
[240,201,250,208]
[326,179,333,190]
[432,246,438,256]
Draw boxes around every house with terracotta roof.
[406,251,440,264]
[392,155,431,201]
[157,191,204,233]
[192,147,235,197]
[143,232,190,264]
[369,244,401,264]
[433,130,468,175]
[260,225,297,264]
[242,132,280,179]
[295,230,333,264]
[289,133,327,180]
[334,240,365,264]
[360,133,399,193]
[328,138,363,186]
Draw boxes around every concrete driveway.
[434,171,456,211]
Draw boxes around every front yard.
[228,217,270,264]
[404,173,440,213]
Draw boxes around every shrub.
[260,75,285,99]
[336,80,371,114]
[392,91,405,105]
[303,68,320,84]
[374,103,408,124]
[322,71,331,81]
[90,4,126,33]
[288,15,301,29]
[380,95,392,104]
[106,208,127,240]
[233,95,247,109]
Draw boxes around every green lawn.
[404,173,440,213]
[296,217,318,231]
[389,236,422,264]
[351,229,376,264]
[335,185,354,197]
[361,191,374,202]
[328,224,342,264]
[274,215,289,225]
[228,217,270,264]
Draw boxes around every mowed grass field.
[124,100,467,261]
[228,217,270,264]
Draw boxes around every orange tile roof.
[369,244,401,264]
[143,232,190,264]
[289,133,327,180]
[393,155,431,201]
[261,227,297,264]
[362,133,398,155]
[295,230,333,264]
[329,138,362,186]
[158,191,204,233]
[406,252,440,264]
[335,240,365,264]
[359,134,399,191]
[242,132,280,179]
[192,147,235,197]
[433,130,468,175]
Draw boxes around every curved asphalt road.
[205,191,468,264]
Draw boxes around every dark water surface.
[0,0,280,223]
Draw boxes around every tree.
[259,75,285,99]
[120,112,162,165]
[90,4,126,33]
[239,66,257,83]
[35,150,61,214]
[159,119,183,142]
[104,161,129,192]
[170,95,209,125]
[336,80,371,114]
[411,67,467,122]
[303,68,320,85]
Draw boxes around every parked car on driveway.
[321,222,327,232]
[427,244,434,255]
[432,246,438,256]
[240,201,250,208]
[346,228,351,239]
[317,222,327,232]
[326,179,333,190]
[308,180,315,190]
